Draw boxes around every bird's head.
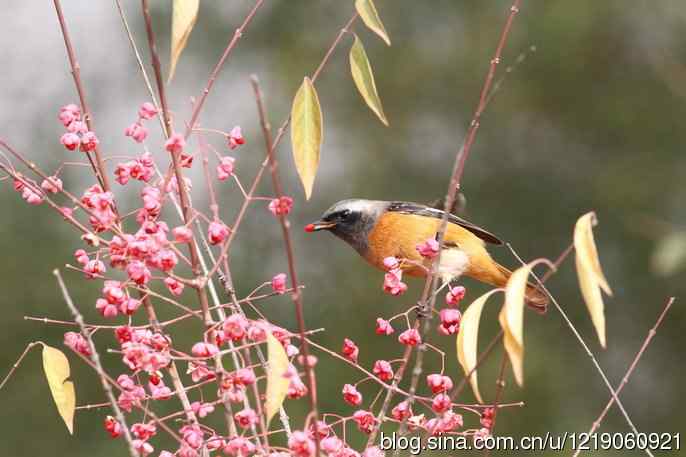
[305,199,388,254]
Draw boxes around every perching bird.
[305,199,548,311]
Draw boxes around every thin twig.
[53,270,138,457]
[571,297,675,457]
[506,243,653,457]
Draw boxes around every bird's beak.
[304,220,336,232]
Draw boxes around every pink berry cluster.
[59,104,100,152]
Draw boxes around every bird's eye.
[340,209,351,219]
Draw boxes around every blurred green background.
[1,1,684,455]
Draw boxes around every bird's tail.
[493,262,549,314]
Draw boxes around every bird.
[305,199,548,311]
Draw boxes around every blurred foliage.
[1,1,685,456]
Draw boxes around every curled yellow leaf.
[290,77,323,200]
[500,260,553,386]
[574,212,613,348]
[42,344,76,434]
[349,34,388,126]
[169,0,199,82]
[456,289,501,403]
[264,332,290,425]
[355,0,391,46]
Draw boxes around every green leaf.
[42,344,76,434]
[264,332,290,425]
[291,77,323,200]
[349,34,389,126]
[355,0,391,46]
[169,0,200,82]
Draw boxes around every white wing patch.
[436,248,469,281]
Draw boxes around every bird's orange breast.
[365,212,493,278]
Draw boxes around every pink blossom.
[391,400,412,421]
[60,206,74,219]
[84,259,106,279]
[165,133,185,154]
[438,308,461,335]
[20,186,43,205]
[58,104,80,127]
[426,374,453,394]
[187,401,214,419]
[416,237,440,258]
[74,249,89,265]
[383,269,407,296]
[223,436,256,456]
[352,410,376,434]
[64,331,91,356]
[96,298,119,318]
[67,120,88,134]
[126,260,151,285]
[60,132,80,150]
[441,410,464,432]
[150,382,172,400]
[342,338,359,363]
[164,277,184,296]
[138,102,158,120]
[234,408,258,429]
[473,427,491,444]
[133,439,154,456]
[432,393,452,413]
[41,176,62,194]
[187,361,215,383]
[217,156,235,180]
[288,431,314,457]
[480,407,494,429]
[119,298,142,316]
[234,368,256,386]
[208,220,230,245]
[172,226,193,243]
[308,420,330,439]
[372,360,394,381]
[117,374,137,390]
[268,196,294,216]
[321,436,344,454]
[375,318,394,335]
[191,342,219,358]
[445,285,466,306]
[223,314,249,342]
[104,416,121,438]
[287,377,308,399]
[180,425,204,450]
[271,273,287,294]
[125,122,148,143]
[342,383,363,406]
[398,328,421,346]
[131,422,157,440]
[227,126,245,150]
[80,131,99,152]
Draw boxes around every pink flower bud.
[438,308,461,335]
[208,220,230,245]
[41,176,63,194]
[138,102,158,120]
[352,410,376,434]
[446,285,466,306]
[416,237,440,258]
[375,318,394,335]
[268,196,294,216]
[426,374,453,394]
[164,133,185,154]
[342,383,363,406]
[60,132,80,151]
[341,338,359,363]
[227,126,245,150]
[80,131,99,152]
[398,328,421,346]
[432,393,452,413]
[372,360,394,381]
[173,226,193,243]
[217,156,235,181]
[271,273,287,294]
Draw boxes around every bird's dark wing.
[387,201,503,245]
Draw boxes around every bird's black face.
[305,199,387,255]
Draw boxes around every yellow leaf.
[500,265,531,387]
[264,332,290,425]
[290,77,323,200]
[355,0,391,46]
[574,212,613,348]
[456,289,501,403]
[168,0,199,83]
[42,344,75,434]
[349,34,389,126]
